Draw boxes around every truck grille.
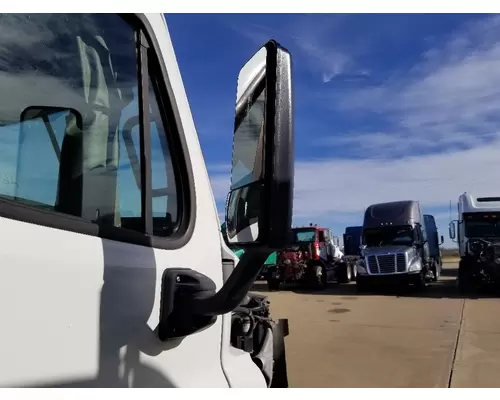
[367,254,406,274]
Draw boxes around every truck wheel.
[267,279,281,291]
[432,262,440,282]
[356,277,370,292]
[337,263,351,284]
[313,265,326,290]
[458,261,473,294]
[413,272,426,291]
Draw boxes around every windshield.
[293,228,317,242]
[464,213,500,238]
[364,225,414,247]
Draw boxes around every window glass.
[0,14,181,237]
[149,75,179,236]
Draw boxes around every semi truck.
[356,200,433,291]
[266,224,352,291]
[0,13,295,388]
[449,193,500,292]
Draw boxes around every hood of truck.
[364,245,416,260]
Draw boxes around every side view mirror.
[157,41,295,341]
[225,40,294,250]
[449,221,457,241]
[440,235,444,245]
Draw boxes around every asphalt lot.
[251,263,500,388]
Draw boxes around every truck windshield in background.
[293,228,317,243]
[464,212,500,238]
[364,226,414,247]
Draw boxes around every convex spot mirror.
[225,40,294,250]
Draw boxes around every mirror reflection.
[226,46,267,243]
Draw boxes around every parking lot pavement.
[251,264,500,388]
[450,299,500,387]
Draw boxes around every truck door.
[0,13,231,387]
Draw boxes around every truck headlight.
[356,260,367,274]
[408,260,422,272]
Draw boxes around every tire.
[458,260,473,294]
[351,263,358,282]
[356,277,370,292]
[432,262,440,282]
[267,279,281,291]
[337,263,352,284]
[413,271,426,291]
[313,264,326,290]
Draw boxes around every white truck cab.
[0,13,294,387]
[450,192,500,256]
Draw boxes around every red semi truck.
[265,224,355,290]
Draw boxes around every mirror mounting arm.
[191,248,272,316]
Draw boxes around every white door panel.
[0,217,102,386]
[0,214,228,387]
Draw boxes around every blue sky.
[166,13,500,248]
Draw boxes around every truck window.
[364,226,413,247]
[464,213,500,238]
[0,14,183,240]
[293,229,317,242]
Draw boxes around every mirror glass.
[226,46,267,244]
[448,222,456,239]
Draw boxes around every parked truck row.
[238,199,446,293]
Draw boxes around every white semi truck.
[449,192,500,292]
[0,14,295,387]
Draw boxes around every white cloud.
[227,15,366,83]
[326,15,500,155]
[210,140,500,219]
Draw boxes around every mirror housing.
[163,40,295,323]
[449,221,457,241]
[225,40,294,251]
[440,235,444,245]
